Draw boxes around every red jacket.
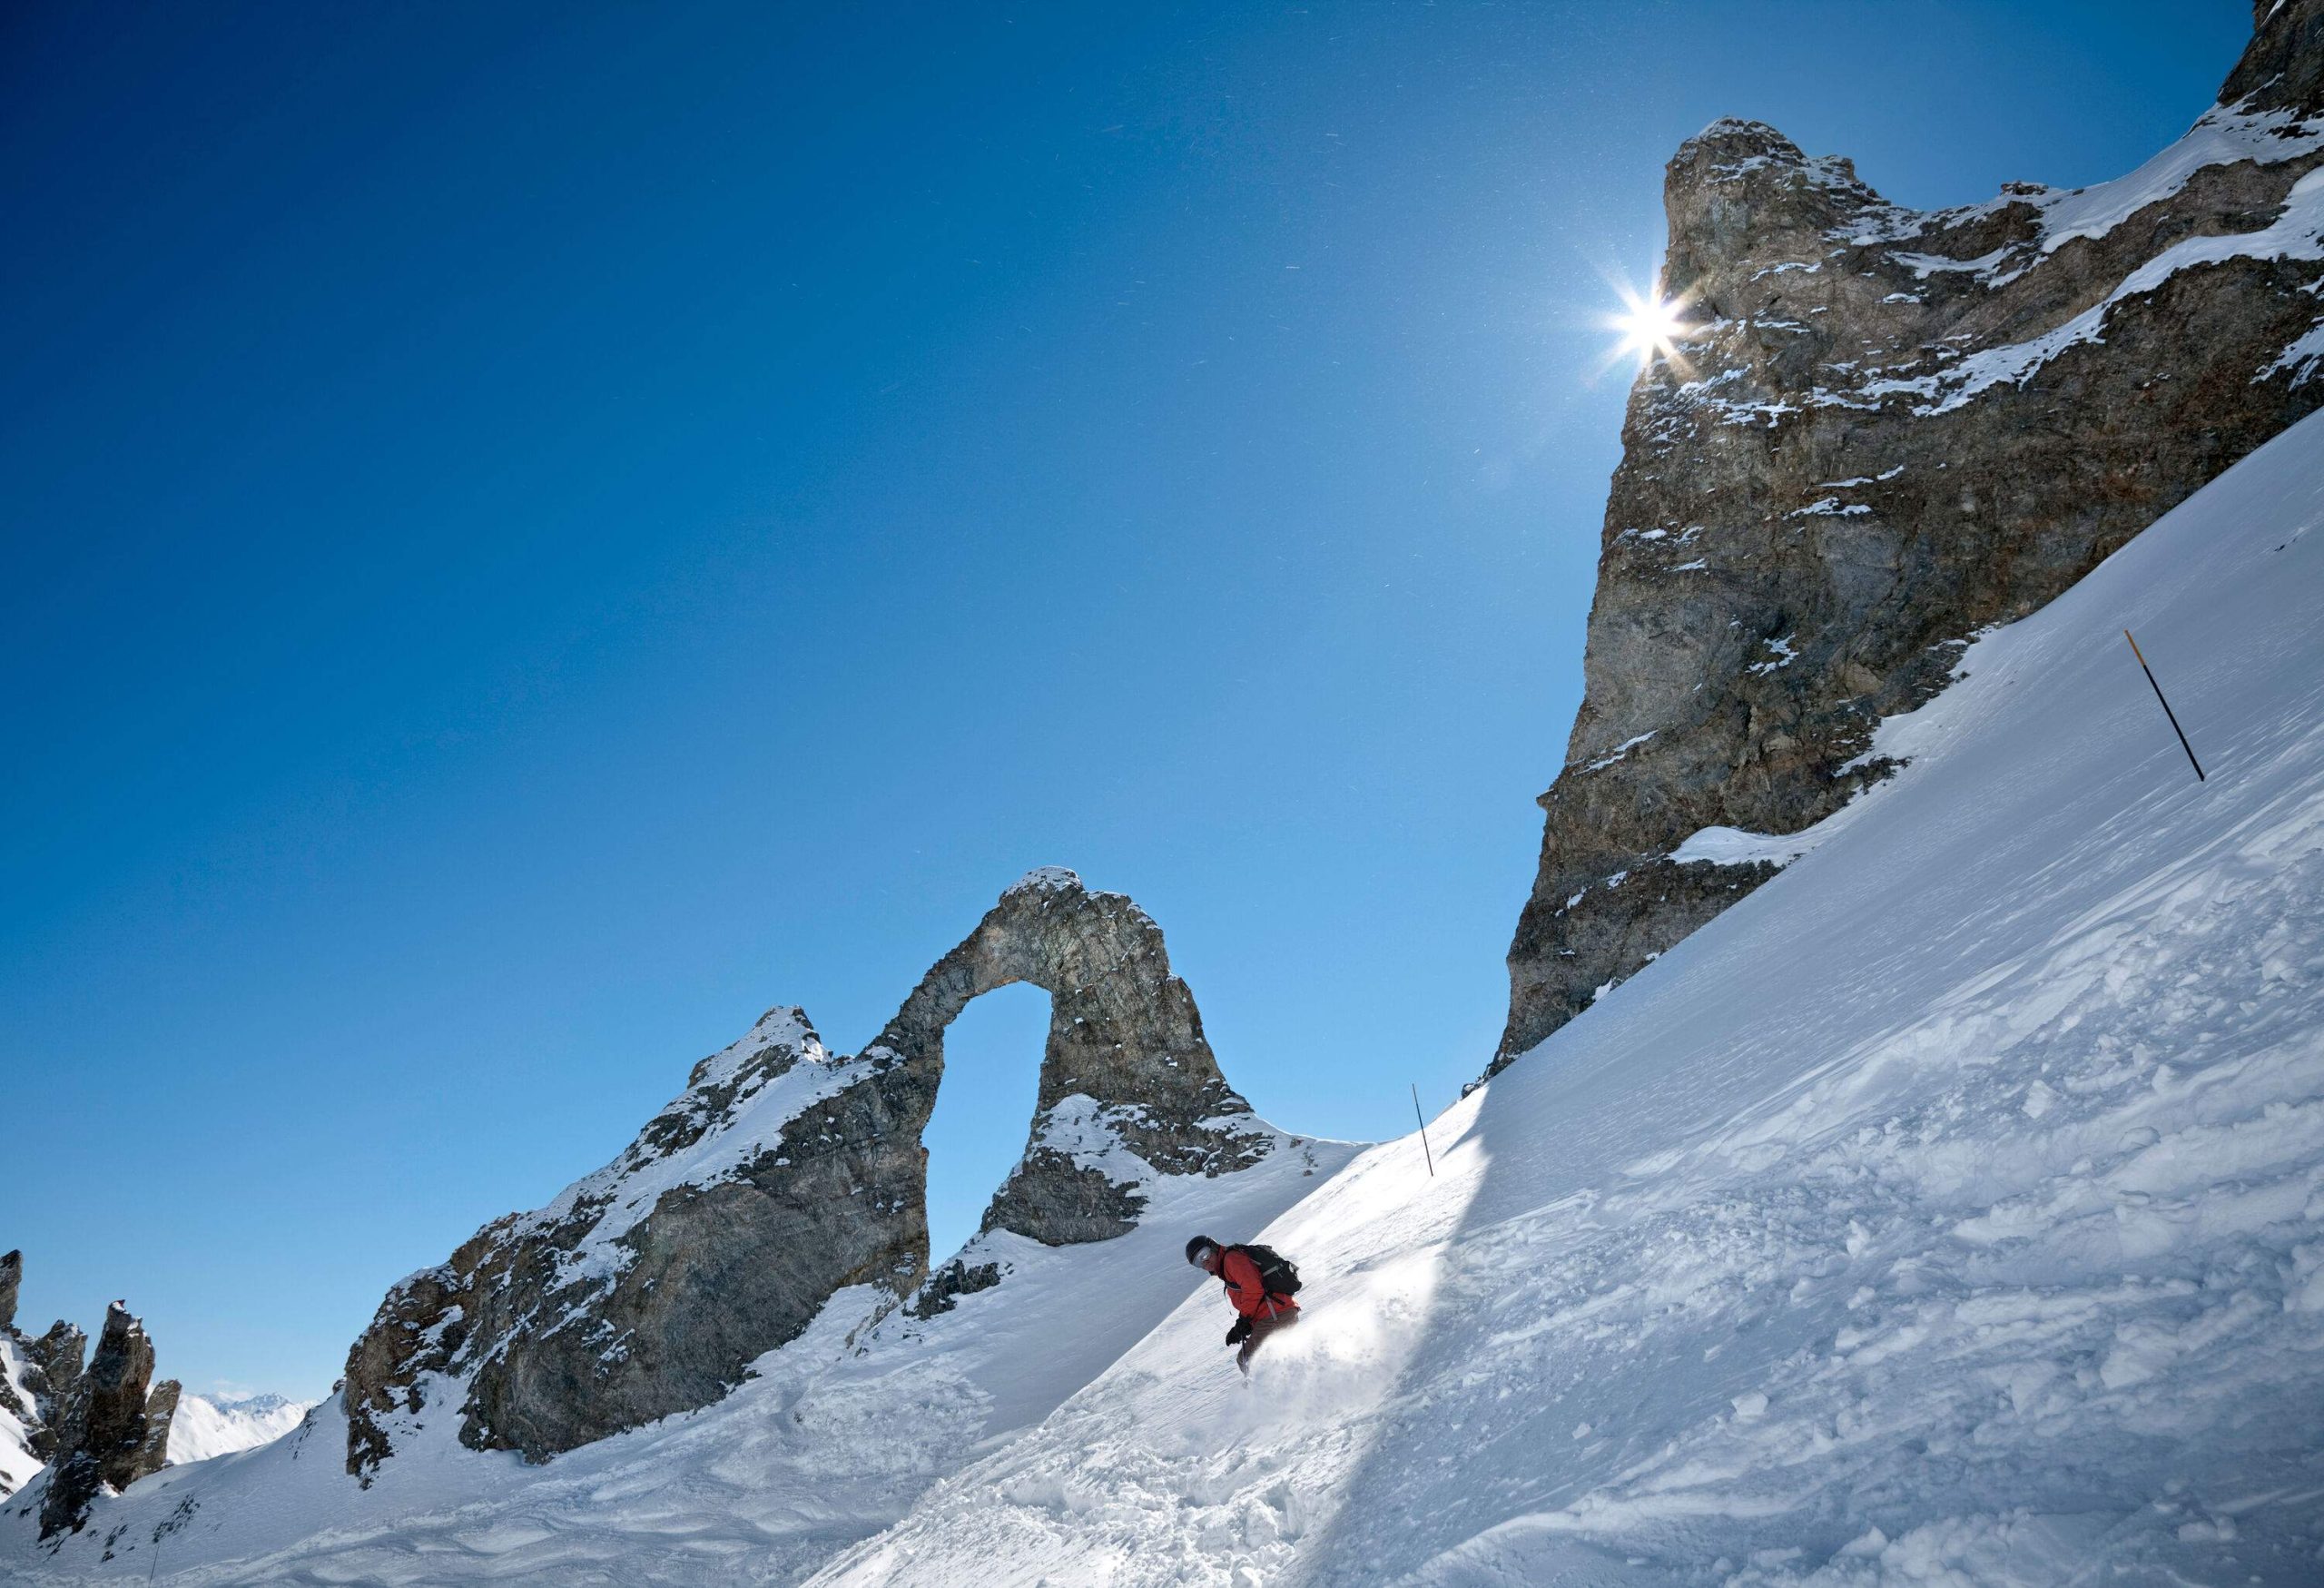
[1217,1247,1298,1320]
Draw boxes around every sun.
[1610,288,1694,366]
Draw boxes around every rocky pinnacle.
[38,1302,159,1539]
[1496,1,2324,1069]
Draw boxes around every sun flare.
[1611,289,1693,365]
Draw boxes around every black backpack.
[1229,1243,1302,1297]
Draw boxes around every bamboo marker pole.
[2125,629,2206,782]
[1412,1084,1435,1178]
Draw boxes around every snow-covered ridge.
[1838,95,2324,260]
[1666,95,2324,434]
[511,1005,862,1289]
[333,1000,901,1474]
[1861,164,2324,415]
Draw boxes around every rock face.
[38,1303,158,1538]
[0,1252,121,1504]
[20,1322,88,1465]
[133,1379,180,1482]
[343,869,1276,1475]
[1497,1,2324,1067]
[0,1254,34,1499]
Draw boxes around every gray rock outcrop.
[19,1320,86,1469]
[38,1303,158,1538]
[2,1254,182,1521]
[0,1252,110,1502]
[343,869,1277,1475]
[0,1254,30,1500]
[1497,0,2324,1068]
[21,1322,87,1464]
[133,1379,180,1482]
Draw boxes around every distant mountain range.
[164,1394,316,1466]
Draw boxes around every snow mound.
[804,412,2324,1585]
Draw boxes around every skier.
[1185,1235,1301,1373]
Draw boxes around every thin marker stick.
[1412,1083,1435,1178]
[2125,629,2205,782]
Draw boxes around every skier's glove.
[1226,1317,1252,1346]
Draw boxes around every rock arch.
[872,866,1265,1250]
[343,869,1276,1471]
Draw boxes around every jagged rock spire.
[38,1302,159,1538]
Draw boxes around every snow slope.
[163,1395,316,1466]
[0,1337,40,1500]
[804,412,2324,1585]
[0,1130,1353,1583]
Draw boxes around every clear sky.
[3,0,2252,1399]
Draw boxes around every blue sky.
[2,1,2251,1398]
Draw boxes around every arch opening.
[919,982,1049,1262]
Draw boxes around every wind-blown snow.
[800,412,2324,1585]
